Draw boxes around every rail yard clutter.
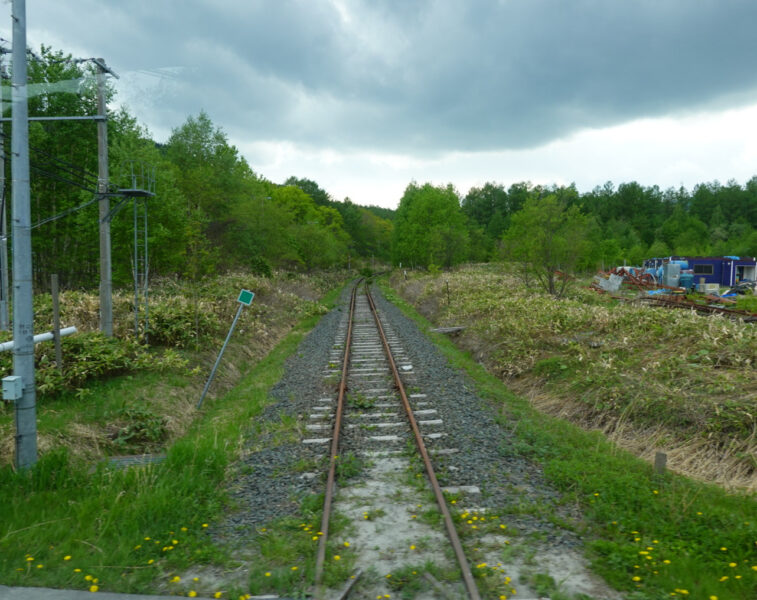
[592,255,757,321]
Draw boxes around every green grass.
[379,277,757,600]
[0,281,348,597]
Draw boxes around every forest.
[5,46,757,292]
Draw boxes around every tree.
[502,195,591,297]
[391,183,469,269]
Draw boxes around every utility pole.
[0,63,9,331]
[96,58,112,336]
[11,0,37,469]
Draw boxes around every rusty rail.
[314,282,358,589]
[365,287,481,600]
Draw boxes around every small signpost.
[197,289,254,409]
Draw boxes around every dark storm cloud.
[23,0,757,152]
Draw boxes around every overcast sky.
[3,0,757,208]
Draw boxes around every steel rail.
[314,281,359,591]
[365,287,481,600]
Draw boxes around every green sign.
[237,289,255,305]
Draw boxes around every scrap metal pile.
[591,267,757,322]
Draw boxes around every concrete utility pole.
[96,58,112,336]
[0,70,9,331]
[11,0,37,469]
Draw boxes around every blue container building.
[643,256,756,287]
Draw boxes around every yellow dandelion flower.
[718,575,729,582]
[193,577,199,582]
[172,539,179,545]
[89,585,99,593]
[188,592,197,598]
[214,593,223,599]
[720,547,727,551]
[74,568,82,573]
[144,537,151,541]
[312,536,319,541]
[653,490,659,494]
[500,524,506,529]
[632,576,641,582]
[85,575,93,581]
[499,596,507,600]
[710,596,718,600]
[202,523,208,528]
[451,500,456,504]
[170,576,181,583]
[133,545,141,550]
[264,572,271,577]
[729,562,737,567]
[64,555,72,561]
[181,527,188,532]
[25,557,34,562]
[663,559,671,564]
[291,566,298,571]
[386,573,392,578]
[344,541,350,547]
[334,555,341,561]
[410,545,416,550]
[147,559,154,565]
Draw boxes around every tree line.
[392,178,757,271]
[3,46,393,292]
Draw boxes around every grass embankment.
[382,270,757,600]
[0,271,346,597]
[0,271,339,463]
[392,264,756,490]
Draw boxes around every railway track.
[307,282,482,599]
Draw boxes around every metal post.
[51,274,62,370]
[133,195,139,338]
[197,302,244,409]
[11,0,37,469]
[96,59,112,336]
[0,66,9,331]
[143,200,149,343]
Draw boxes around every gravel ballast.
[214,282,618,598]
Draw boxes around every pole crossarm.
[0,115,105,122]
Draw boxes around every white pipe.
[0,326,77,352]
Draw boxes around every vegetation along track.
[297,282,617,600]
